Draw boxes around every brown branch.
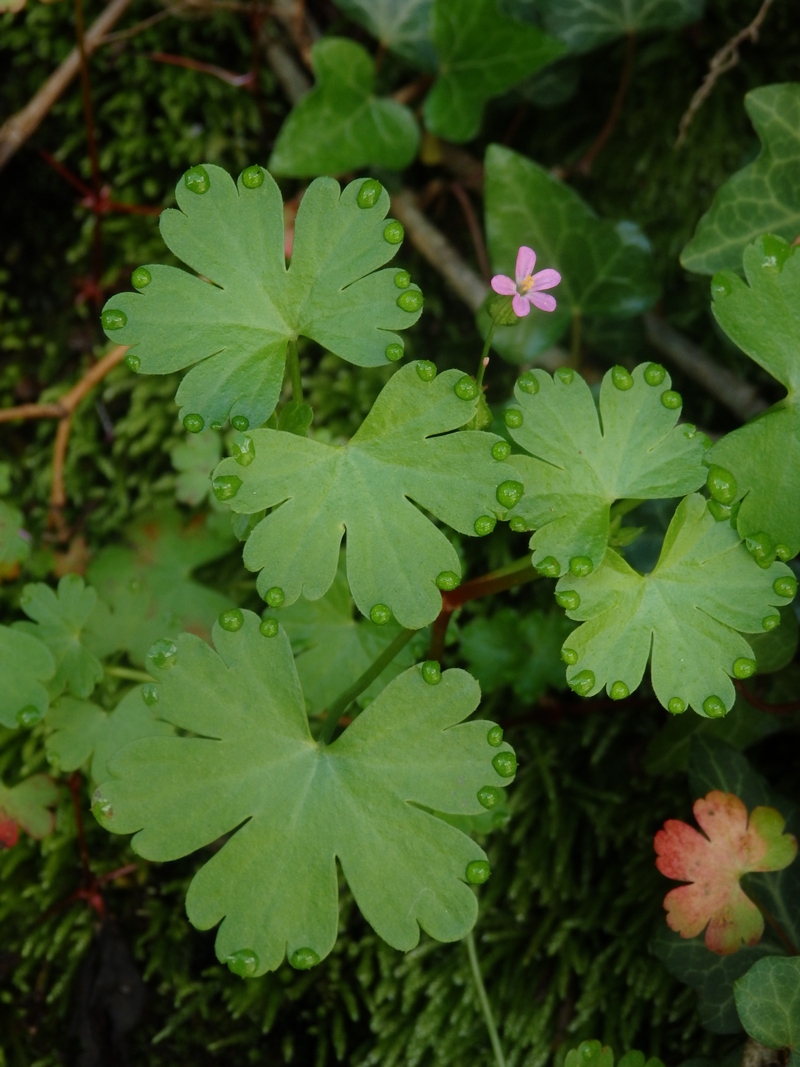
[449,182,492,283]
[573,31,636,176]
[676,0,776,147]
[736,681,800,716]
[392,75,433,107]
[149,51,255,88]
[0,0,135,172]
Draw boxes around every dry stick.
[0,0,135,172]
[676,0,775,147]
[449,181,492,283]
[573,31,636,176]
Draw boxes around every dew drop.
[219,608,244,632]
[762,614,780,631]
[131,266,151,289]
[260,616,279,638]
[759,233,791,271]
[773,575,797,599]
[555,367,574,385]
[775,544,791,562]
[644,363,666,386]
[290,947,320,970]
[384,221,404,245]
[16,705,42,729]
[416,360,436,382]
[569,556,593,578]
[210,420,223,430]
[707,499,733,522]
[561,647,578,665]
[611,366,633,391]
[667,697,686,715]
[568,670,595,697]
[536,556,560,578]
[265,586,285,608]
[509,516,528,533]
[706,464,737,505]
[397,289,423,312]
[504,408,523,429]
[454,375,479,401]
[492,751,517,778]
[555,589,580,611]
[212,475,242,501]
[394,270,411,289]
[487,725,503,747]
[356,178,382,209]
[703,695,727,719]
[491,440,511,461]
[183,413,204,434]
[496,480,524,509]
[466,860,491,885]
[227,949,259,977]
[184,165,210,194]
[147,638,178,669]
[745,531,775,566]
[661,390,682,410]
[101,308,127,331]
[477,786,501,809]
[421,660,441,685]
[517,371,539,395]
[370,603,391,625]
[436,570,460,592]
[141,683,159,707]
[385,343,403,362]
[232,436,256,467]
[241,165,264,189]
[732,657,756,679]
[91,791,113,821]
[125,354,141,373]
[711,273,732,298]
[231,415,250,432]
[609,680,629,701]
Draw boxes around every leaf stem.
[466,930,507,1067]
[478,318,497,376]
[104,666,154,683]
[609,498,644,521]
[287,337,303,403]
[318,627,418,745]
[754,899,799,956]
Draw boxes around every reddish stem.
[449,181,491,283]
[68,772,92,881]
[573,31,636,176]
[736,681,800,716]
[150,52,254,88]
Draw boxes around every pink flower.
[491,246,561,317]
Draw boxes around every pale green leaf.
[171,430,223,508]
[557,494,794,714]
[564,1041,664,1067]
[0,625,54,729]
[0,500,29,572]
[215,363,518,628]
[423,0,565,143]
[95,612,514,974]
[335,0,437,69]
[506,363,707,575]
[101,167,421,428]
[539,0,704,53]
[46,688,174,784]
[708,236,800,556]
[14,575,103,699]
[735,957,800,1053]
[682,85,800,275]
[0,774,58,846]
[269,39,420,178]
[484,145,659,361]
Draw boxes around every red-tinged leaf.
[0,775,59,850]
[0,813,19,849]
[654,790,798,955]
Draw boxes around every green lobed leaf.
[171,429,223,508]
[506,362,707,575]
[483,144,659,362]
[564,1041,664,1067]
[707,235,800,557]
[0,774,58,848]
[0,624,54,729]
[423,0,566,143]
[269,39,420,178]
[101,167,421,428]
[556,494,794,714]
[0,500,29,573]
[335,0,437,69]
[94,611,515,975]
[214,362,520,629]
[682,85,800,275]
[538,0,704,53]
[734,956,800,1054]
[14,574,103,699]
[45,688,174,784]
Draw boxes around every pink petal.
[531,269,561,292]
[491,274,516,296]
[515,246,536,284]
[512,293,530,317]
[528,291,557,313]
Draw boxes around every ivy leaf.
[0,625,54,729]
[171,430,223,508]
[734,957,800,1058]
[681,86,800,275]
[94,612,515,975]
[564,1042,664,1067]
[706,236,800,557]
[85,509,234,665]
[506,363,707,576]
[46,688,174,784]
[214,363,519,629]
[556,494,795,715]
[269,39,420,178]
[655,790,797,955]
[101,167,421,428]
[423,0,566,143]
[0,500,29,577]
[484,145,659,361]
[335,0,437,69]
[14,575,103,699]
[0,774,58,849]
[280,559,423,715]
[538,0,704,53]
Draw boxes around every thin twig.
[676,0,775,147]
[573,31,636,175]
[98,7,172,43]
[149,51,255,87]
[450,182,492,283]
[391,75,433,106]
[0,345,128,425]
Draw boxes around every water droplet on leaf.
[667,697,686,715]
[509,516,527,533]
[227,949,259,977]
[773,576,797,599]
[775,544,791,562]
[231,415,249,432]
[569,670,595,697]
[397,290,423,312]
[101,309,127,331]
[703,695,727,718]
[370,603,391,625]
[487,725,503,747]
[183,413,204,434]
[356,178,382,209]
[455,376,479,401]
[212,475,242,501]
[265,587,285,608]
[148,638,178,669]
[416,360,436,382]
[491,440,511,461]
[477,786,501,809]
[644,363,666,386]
[92,792,113,820]
[290,947,320,970]
[609,680,629,701]
[759,233,791,272]
[219,608,244,632]
[384,220,404,244]
[536,556,560,577]
[706,465,737,505]
[555,367,574,385]
[569,556,592,578]
[385,343,403,362]
[124,354,141,373]
[260,616,279,637]
[745,531,776,567]
[492,751,517,778]
[131,266,151,288]
[394,270,411,289]
[732,657,756,679]
[762,614,780,631]
[611,366,633,391]
[466,860,491,885]
[711,273,732,298]
[555,589,580,611]
[436,571,460,591]
[210,420,223,430]
[184,165,210,194]
[517,371,539,395]
[141,684,158,707]
[16,705,41,728]
[561,647,578,665]
[496,480,523,508]
[474,514,496,536]
[504,408,523,429]
[421,660,441,685]
[241,165,264,189]
[707,499,733,522]
[232,436,255,467]
[661,390,682,410]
